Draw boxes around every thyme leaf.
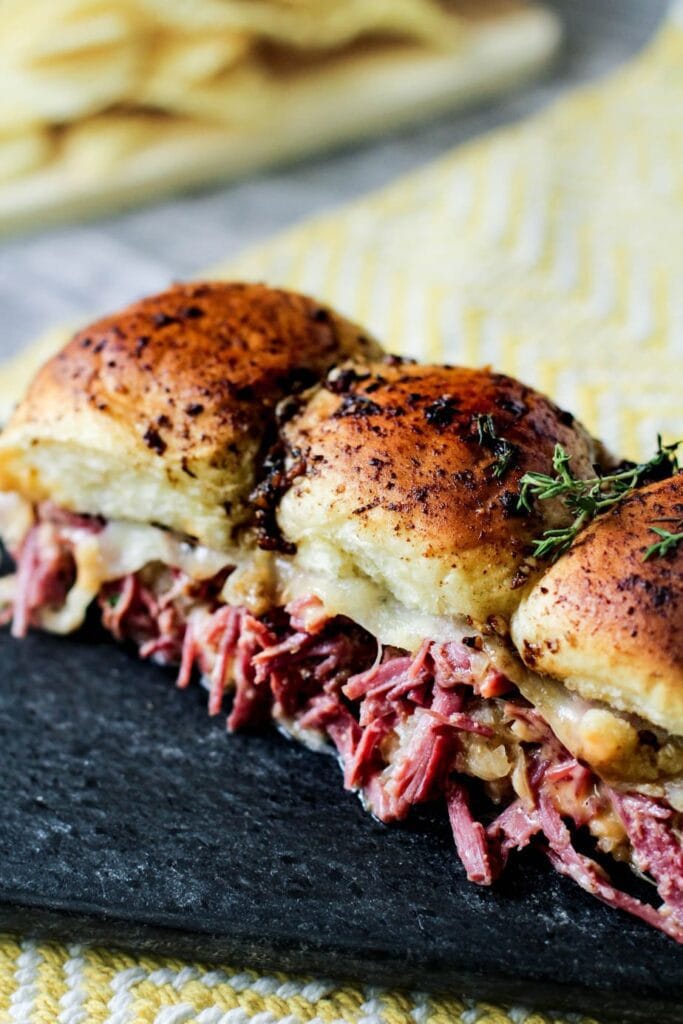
[474,413,518,480]
[517,436,681,561]
[643,522,683,561]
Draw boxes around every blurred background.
[0,0,669,358]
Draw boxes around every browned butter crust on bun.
[0,282,381,550]
[512,473,683,735]
[276,360,602,628]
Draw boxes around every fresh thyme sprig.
[517,436,681,561]
[474,413,518,480]
[644,521,683,561]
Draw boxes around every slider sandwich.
[0,281,381,633]
[511,474,683,936]
[0,283,681,942]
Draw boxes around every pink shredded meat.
[447,780,495,885]
[537,788,683,944]
[171,600,683,943]
[487,799,540,870]
[3,510,683,944]
[610,791,683,921]
[11,524,76,638]
[8,503,105,638]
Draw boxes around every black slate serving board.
[0,623,681,1023]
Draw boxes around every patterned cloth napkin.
[220,9,682,464]
[2,7,682,1023]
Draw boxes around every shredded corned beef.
[142,590,683,942]
[9,503,104,638]
[537,788,683,944]
[486,798,539,869]
[101,572,187,663]
[4,511,683,944]
[12,523,76,637]
[611,791,683,918]
[447,780,495,885]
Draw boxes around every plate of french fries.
[0,0,560,233]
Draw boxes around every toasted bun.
[277,360,601,629]
[0,282,380,550]
[511,474,683,735]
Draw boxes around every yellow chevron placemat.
[214,6,683,465]
[2,8,683,1024]
[0,937,594,1024]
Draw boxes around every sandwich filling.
[2,495,683,943]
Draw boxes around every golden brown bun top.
[277,359,602,626]
[19,280,378,469]
[512,473,683,734]
[0,282,380,549]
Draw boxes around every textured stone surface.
[0,624,681,1023]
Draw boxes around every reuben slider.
[0,282,681,943]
